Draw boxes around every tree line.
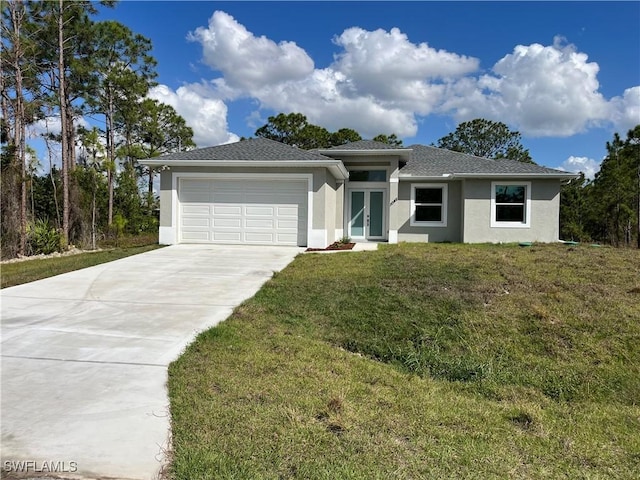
[560,126,639,248]
[1,0,194,258]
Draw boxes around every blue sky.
[93,1,640,176]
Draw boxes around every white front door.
[349,189,386,240]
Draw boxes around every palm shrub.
[27,219,62,255]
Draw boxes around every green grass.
[169,243,640,479]
[1,243,161,288]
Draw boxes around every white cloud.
[184,13,637,143]
[148,84,239,147]
[609,86,640,133]
[249,68,420,137]
[28,115,89,140]
[560,155,601,179]
[187,11,314,92]
[331,27,478,112]
[187,12,479,138]
[442,37,612,137]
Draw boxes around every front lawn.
[1,244,161,288]
[168,243,640,479]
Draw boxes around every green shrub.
[27,219,62,255]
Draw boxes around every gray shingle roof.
[322,140,407,150]
[145,137,573,178]
[399,145,570,177]
[150,137,335,162]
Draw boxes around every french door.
[349,189,385,240]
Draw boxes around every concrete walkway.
[1,245,302,479]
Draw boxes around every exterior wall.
[158,166,340,247]
[314,168,338,245]
[335,181,344,240]
[462,178,561,243]
[397,180,463,243]
[388,158,400,243]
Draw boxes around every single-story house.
[140,138,577,248]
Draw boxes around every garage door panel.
[245,233,275,243]
[181,231,211,241]
[214,205,242,215]
[182,204,210,215]
[213,231,242,242]
[246,206,274,216]
[277,233,298,243]
[277,206,299,217]
[180,178,308,246]
[246,219,274,228]
[182,217,210,227]
[277,219,298,229]
[212,218,241,228]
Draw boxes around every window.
[491,182,531,228]
[411,184,448,226]
[349,170,387,182]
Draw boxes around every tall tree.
[1,0,35,256]
[559,173,589,241]
[28,0,116,245]
[256,112,329,148]
[87,19,157,225]
[255,112,366,149]
[77,126,106,249]
[123,99,194,209]
[372,133,403,146]
[436,118,534,163]
[587,126,640,247]
[330,128,362,146]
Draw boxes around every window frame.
[490,181,531,228]
[410,183,448,227]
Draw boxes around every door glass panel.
[350,191,365,237]
[369,191,383,237]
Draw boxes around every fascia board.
[399,172,578,180]
[139,159,349,179]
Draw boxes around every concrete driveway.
[1,244,302,479]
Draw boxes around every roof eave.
[139,159,349,180]
[399,172,579,180]
[397,174,454,180]
[453,172,580,180]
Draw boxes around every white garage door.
[179,178,308,246]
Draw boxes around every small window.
[491,182,531,228]
[411,184,448,226]
[349,170,387,182]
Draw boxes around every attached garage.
[143,138,350,248]
[178,178,308,246]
